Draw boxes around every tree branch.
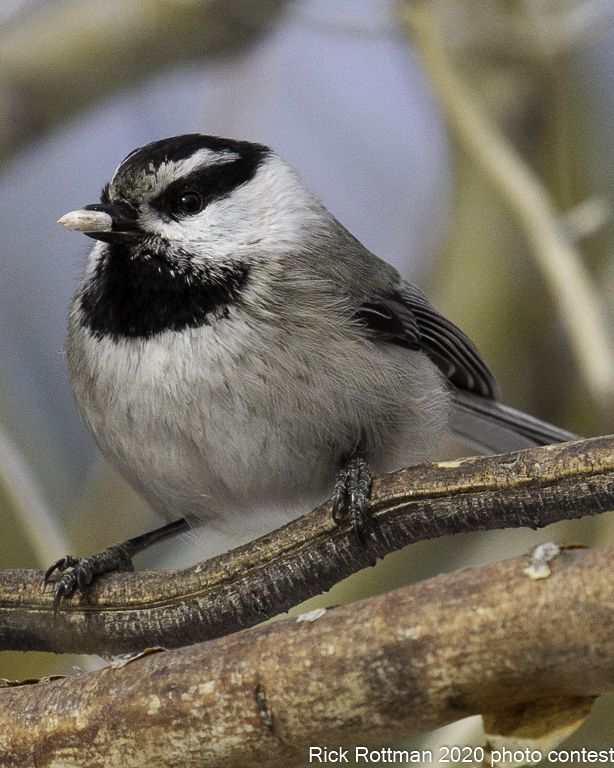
[1,436,613,655]
[1,547,612,767]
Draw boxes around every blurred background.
[1,0,614,763]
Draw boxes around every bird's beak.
[58,203,143,242]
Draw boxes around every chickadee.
[47,134,577,603]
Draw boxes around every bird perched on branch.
[47,134,577,605]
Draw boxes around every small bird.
[47,134,577,603]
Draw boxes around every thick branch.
[1,547,612,767]
[1,436,613,655]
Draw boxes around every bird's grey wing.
[354,282,499,399]
[353,282,578,450]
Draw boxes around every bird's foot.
[331,455,374,546]
[44,544,135,613]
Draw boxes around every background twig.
[399,2,614,408]
[0,0,288,163]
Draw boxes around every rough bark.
[0,547,611,767]
[0,435,612,655]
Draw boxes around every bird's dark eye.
[177,191,202,215]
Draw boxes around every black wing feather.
[354,283,499,400]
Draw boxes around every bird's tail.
[450,390,579,454]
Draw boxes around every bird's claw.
[44,555,81,583]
